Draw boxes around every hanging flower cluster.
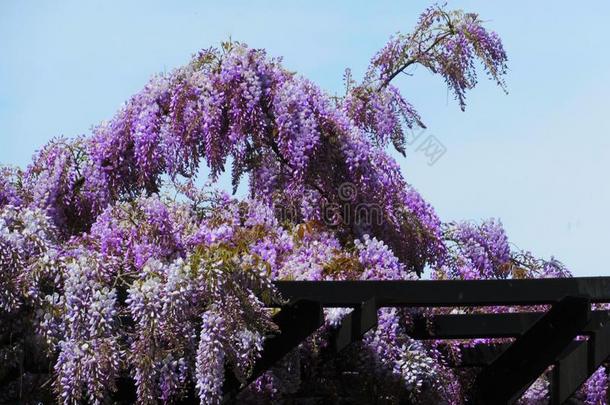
[1,3,605,404]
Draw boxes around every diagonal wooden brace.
[473,296,591,405]
[222,299,324,401]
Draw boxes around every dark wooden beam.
[273,278,610,307]
[410,311,610,339]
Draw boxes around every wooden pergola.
[219,278,610,404]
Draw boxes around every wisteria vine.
[0,3,607,404]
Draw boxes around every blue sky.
[1,1,609,276]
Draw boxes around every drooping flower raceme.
[54,252,121,404]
